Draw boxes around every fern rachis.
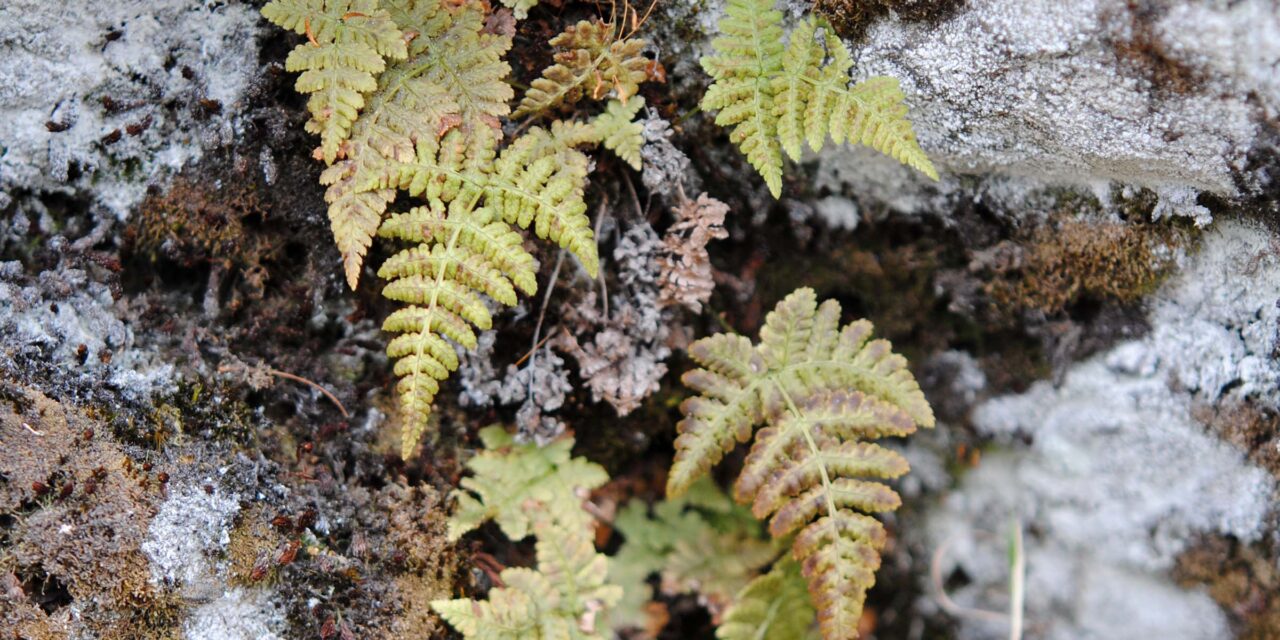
[670,288,934,640]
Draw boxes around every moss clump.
[127,174,271,270]
[378,483,455,639]
[980,219,1183,318]
[227,505,287,585]
[0,383,184,640]
[1174,536,1280,640]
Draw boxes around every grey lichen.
[923,221,1280,639]
[142,482,241,590]
[814,0,1279,227]
[0,0,262,216]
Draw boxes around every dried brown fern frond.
[513,18,648,118]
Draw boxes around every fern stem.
[772,380,838,522]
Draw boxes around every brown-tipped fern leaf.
[671,287,935,640]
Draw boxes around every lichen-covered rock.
[922,221,1280,639]
[816,0,1280,226]
[0,0,261,216]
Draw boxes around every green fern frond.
[701,0,937,197]
[592,96,646,170]
[670,287,934,640]
[433,520,622,639]
[717,560,819,640]
[435,426,621,639]
[263,0,408,165]
[447,425,609,541]
[700,0,786,196]
[513,19,648,118]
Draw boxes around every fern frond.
[514,20,648,118]
[377,123,600,457]
[701,1,937,197]
[717,560,818,640]
[611,479,775,634]
[435,426,621,639]
[592,96,646,170]
[699,0,786,196]
[670,288,934,640]
[263,0,407,165]
[272,0,512,290]
[433,520,622,639]
[447,426,609,541]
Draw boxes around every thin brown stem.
[267,368,350,418]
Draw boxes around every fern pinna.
[670,288,935,640]
[701,0,938,197]
[263,0,650,458]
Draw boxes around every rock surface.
[0,0,1277,639]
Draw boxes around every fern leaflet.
[433,519,621,639]
[592,96,646,170]
[717,560,819,640]
[447,425,609,541]
[670,287,934,640]
[263,0,408,165]
[701,0,937,197]
[611,479,775,635]
[499,0,539,20]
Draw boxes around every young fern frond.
[611,479,775,635]
[433,426,621,640]
[445,425,609,541]
[717,560,819,640]
[592,96,646,170]
[701,0,937,197]
[513,19,648,118]
[670,288,934,640]
[433,520,622,639]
